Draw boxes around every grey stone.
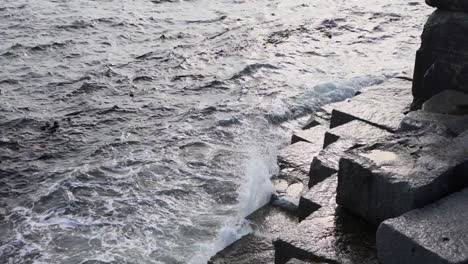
[412,10,468,106]
[302,105,334,130]
[272,181,305,212]
[286,258,324,264]
[210,204,298,264]
[324,120,391,148]
[308,140,356,188]
[208,234,275,264]
[336,132,468,224]
[298,176,337,221]
[292,125,327,145]
[278,141,322,175]
[426,0,468,12]
[329,79,412,132]
[400,110,468,136]
[274,206,378,264]
[377,187,468,264]
[422,89,468,115]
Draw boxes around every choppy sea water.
[0,0,430,263]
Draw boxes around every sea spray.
[189,150,278,263]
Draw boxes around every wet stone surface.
[400,109,468,136]
[422,89,468,115]
[309,139,356,188]
[209,204,298,264]
[324,120,391,148]
[298,175,337,221]
[337,131,468,224]
[377,187,468,264]
[292,125,327,145]
[278,141,323,175]
[329,79,412,131]
[275,206,378,264]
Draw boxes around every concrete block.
[329,79,412,131]
[422,89,468,115]
[337,132,468,224]
[377,187,468,264]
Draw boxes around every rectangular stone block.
[275,206,378,264]
[329,79,412,131]
[278,141,322,175]
[324,119,391,148]
[308,140,355,188]
[400,110,468,136]
[291,125,327,145]
[337,132,468,224]
[377,187,468,264]
[298,176,337,221]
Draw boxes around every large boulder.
[377,187,468,264]
[426,0,468,12]
[412,10,468,107]
[336,131,468,224]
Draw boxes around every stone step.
[302,105,335,130]
[400,109,468,136]
[292,125,327,145]
[209,204,298,264]
[298,175,337,221]
[336,131,468,224]
[308,139,356,188]
[274,206,378,264]
[278,141,323,175]
[329,79,412,132]
[377,187,468,264]
[422,89,468,115]
[324,120,392,148]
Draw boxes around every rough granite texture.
[278,141,322,175]
[400,110,468,136]
[337,131,468,224]
[298,176,337,221]
[412,10,468,106]
[329,79,412,131]
[377,187,468,264]
[275,206,378,264]
[292,125,327,145]
[324,119,391,148]
[308,140,356,188]
[422,89,468,115]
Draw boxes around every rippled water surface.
[0,0,431,263]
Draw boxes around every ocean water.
[0,0,431,263]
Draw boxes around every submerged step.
[329,79,412,131]
[337,131,468,224]
[377,187,468,264]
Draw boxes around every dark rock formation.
[329,79,412,131]
[336,131,468,224]
[426,0,468,12]
[400,109,468,136]
[377,187,468,264]
[412,10,468,107]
